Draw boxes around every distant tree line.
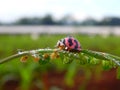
[0,14,120,26]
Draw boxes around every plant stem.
[0,52,29,64]
[1,48,120,66]
[0,49,56,64]
[81,49,120,66]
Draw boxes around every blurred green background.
[0,34,120,90]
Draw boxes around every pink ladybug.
[56,36,81,52]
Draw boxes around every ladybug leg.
[68,48,72,52]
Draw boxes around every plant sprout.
[0,37,120,78]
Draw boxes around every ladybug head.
[55,39,66,50]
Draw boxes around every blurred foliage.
[0,14,120,25]
[0,34,120,90]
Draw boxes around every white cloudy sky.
[0,0,120,22]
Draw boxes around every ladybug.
[56,36,81,52]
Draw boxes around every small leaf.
[63,56,73,64]
[78,54,88,65]
[39,58,49,65]
[39,54,50,65]
[89,58,99,65]
[102,61,111,70]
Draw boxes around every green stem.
[0,52,29,64]
[81,49,108,60]
[0,49,56,64]
[81,49,120,66]
[1,48,120,66]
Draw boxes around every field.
[0,34,120,90]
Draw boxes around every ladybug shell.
[63,37,81,52]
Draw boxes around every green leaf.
[65,61,77,86]
[78,54,88,65]
[81,49,120,66]
[102,61,111,70]
[117,67,120,79]
[63,56,73,64]
[89,58,99,65]
[39,55,50,65]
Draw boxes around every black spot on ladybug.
[74,40,78,49]
[58,43,60,46]
[63,39,65,45]
[68,38,73,46]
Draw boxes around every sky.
[0,0,120,22]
